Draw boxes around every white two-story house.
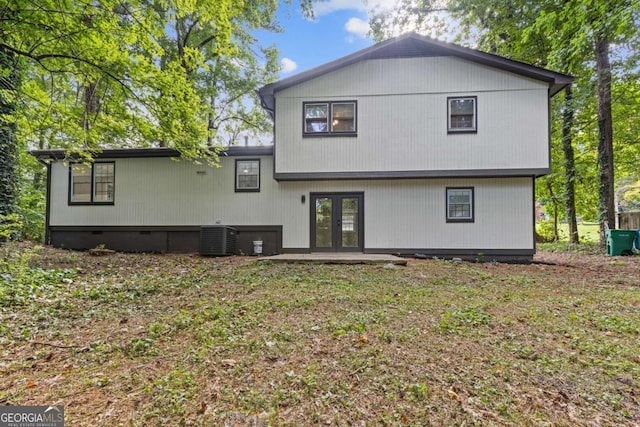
[33,33,572,261]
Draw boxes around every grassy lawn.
[537,222,601,243]
[1,243,639,426]
[574,223,601,242]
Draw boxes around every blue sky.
[255,0,390,77]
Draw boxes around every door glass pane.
[315,197,332,247]
[341,198,359,248]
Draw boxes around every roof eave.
[257,32,574,100]
[30,146,274,160]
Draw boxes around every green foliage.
[145,370,196,417]
[536,220,557,242]
[0,244,76,307]
[537,241,603,254]
[0,47,21,217]
[16,184,45,241]
[0,214,22,241]
[3,0,313,159]
[438,306,491,334]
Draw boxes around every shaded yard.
[1,243,639,426]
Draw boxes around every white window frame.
[235,159,260,192]
[447,96,477,133]
[446,187,474,222]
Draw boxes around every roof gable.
[258,32,573,112]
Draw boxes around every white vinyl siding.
[49,158,534,251]
[274,56,549,175]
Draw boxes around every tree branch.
[0,42,158,117]
[183,18,200,48]
[196,34,216,50]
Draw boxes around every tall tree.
[153,0,282,146]
[596,37,615,233]
[534,0,638,241]
[1,0,312,156]
[0,47,21,217]
[561,86,579,243]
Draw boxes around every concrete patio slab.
[257,253,408,265]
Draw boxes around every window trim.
[446,187,474,223]
[447,96,477,134]
[68,162,115,206]
[303,100,358,137]
[235,158,261,193]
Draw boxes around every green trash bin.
[605,229,636,256]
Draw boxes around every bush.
[16,184,45,241]
[536,220,562,243]
[0,214,23,241]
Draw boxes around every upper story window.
[69,162,115,205]
[303,101,357,136]
[448,97,477,133]
[235,159,260,192]
[446,187,474,222]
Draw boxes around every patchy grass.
[1,242,639,426]
[538,241,604,255]
[537,222,602,244]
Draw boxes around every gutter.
[30,145,274,160]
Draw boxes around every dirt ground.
[534,250,640,278]
[1,244,639,426]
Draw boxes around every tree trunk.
[81,14,99,149]
[207,94,215,146]
[595,37,615,244]
[561,85,579,243]
[83,80,100,147]
[32,133,47,189]
[547,181,559,241]
[0,46,20,217]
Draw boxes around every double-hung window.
[303,101,357,136]
[446,187,474,222]
[235,159,260,192]
[448,96,477,133]
[69,162,115,204]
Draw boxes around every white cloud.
[314,0,366,16]
[281,57,298,73]
[345,17,371,39]
[366,0,398,12]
